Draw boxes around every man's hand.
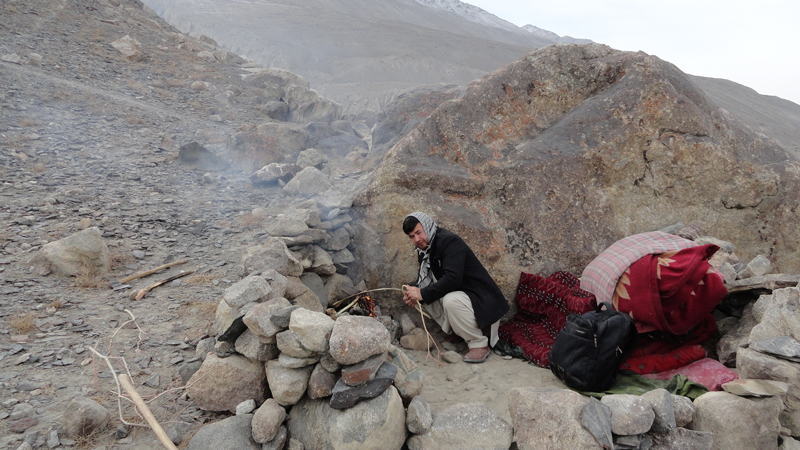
[402,285,422,307]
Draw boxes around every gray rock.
[642,388,676,434]
[177,141,229,171]
[749,287,800,345]
[296,148,328,169]
[300,271,329,308]
[250,163,297,186]
[288,386,406,450]
[289,308,335,353]
[330,362,397,409]
[320,352,342,373]
[284,167,333,196]
[262,269,288,299]
[236,399,257,415]
[781,436,800,450]
[307,363,338,399]
[243,238,303,277]
[407,403,512,450]
[717,302,758,365]
[406,397,433,435]
[264,215,309,237]
[753,336,800,362]
[187,354,268,413]
[243,297,293,339]
[722,379,790,397]
[323,227,351,252]
[440,351,462,364]
[740,255,772,278]
[650,427,713,450]
[400,314,416,336]
[58,396,110,438]
[251,398,286,444]
[737,346,800,434]
[271,305,302,329]
[386,345,424,403]
[615,433,652,450]
[601,394,655,435]
[324,273,357,304]
[581,397,613,449]
[235,329,280,362]
[332,248,356,265]
[186,414,260,450]
[266,360,313,406]
[278,353,320,369]
[224,275,272,309]
[10,403,34,420]
[688,391,783,450]
[262,425,287,450]
[329,316,391,365]
[509,388,599,449]
[276,330,316,358]
[46,430,59,449]
[195,337,216,360]
[292,288,324,313]
[30,227,110,277]
[671,395,695,428]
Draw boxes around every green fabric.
[493,340,708,400]
[578,372,708,400]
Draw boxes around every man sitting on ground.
[401,212,509,363]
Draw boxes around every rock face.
[352,43,800,306]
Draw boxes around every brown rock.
[187,354,268,412]
[341,352,387,386]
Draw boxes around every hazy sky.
[467,0,800,105]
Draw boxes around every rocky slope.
[0,0,386,447]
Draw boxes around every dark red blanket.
[498,271,596,367]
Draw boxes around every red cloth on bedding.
[612,244,727,335]
[642,357,739,391]
[620,313,717,374]
[498,271,596,367]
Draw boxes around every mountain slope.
[142,0,554,112]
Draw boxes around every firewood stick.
[118,374,178,450]
[119,260,188,284]
[134,270,196,300]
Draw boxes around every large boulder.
[350,43,800,310]
[58,396,110,438]
[287,386,406,450]
[406,403,513,450]
[508,388,600,449]
[737,346,800,434]
[187,354,268,412]
[186,414,260,450]
[31,227,110,277]
[689,391,783,450]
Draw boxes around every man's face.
[407,223,429,250]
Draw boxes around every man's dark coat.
[418,228,509,328]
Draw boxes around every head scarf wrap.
[407,212,438,289]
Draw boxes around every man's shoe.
[463,346,490,363]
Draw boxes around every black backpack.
[548,302,638,392]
